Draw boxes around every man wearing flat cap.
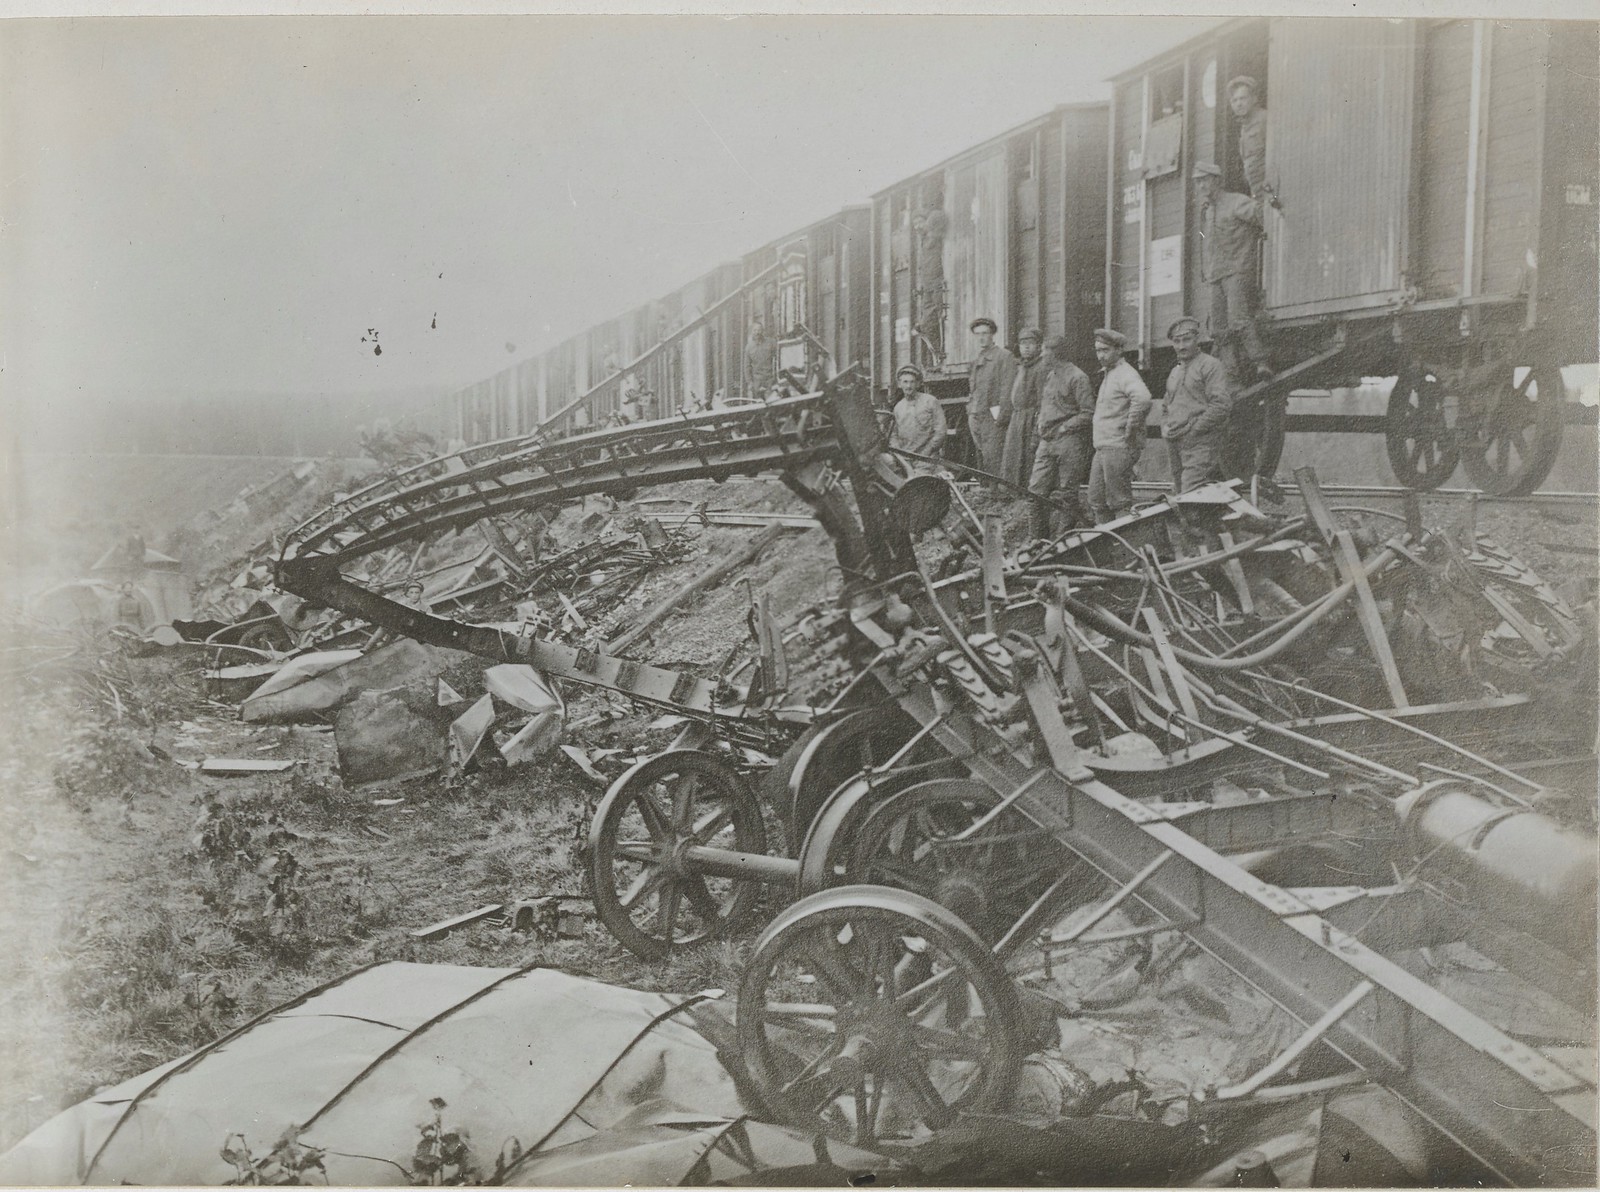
[1227,75,1268,199]
[964,317,1016,481]
[1193,161,1271,384]
[1162,314,1235,493]
[888,362,945,474]
[1028,334,1096,541]
[1088,328,1152,524]
[998,326,1046,488]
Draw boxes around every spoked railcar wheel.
[786,707,939,842]
[736,886,1025,1147]
[798,778,1071,942]
[1461,364,1564,497]
[1385,363,1460,490]
[589,750,767,959]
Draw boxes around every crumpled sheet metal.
[0,964,882,1187]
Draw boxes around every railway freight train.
[445,16,1598,496]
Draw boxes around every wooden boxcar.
[871,102,1109,400]
[1109,16,1598,493]
[736,205,873,399]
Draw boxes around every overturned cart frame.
[277,374,1596,1185]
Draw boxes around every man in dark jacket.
[1194,161,1270,383]
[745,318,775,397]
[1027,335,1096,541]
[998,327,1046,488]
[1228,76,1268,199]
[965,316,1017,480]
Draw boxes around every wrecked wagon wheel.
[786,707,928,842]
[1385,363,1460,491]
[1460,363,1564,497]
[735,885,1025,1148]
[805,778,1071,943]
[588,750,769,959]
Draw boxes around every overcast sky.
[1,14,1224,404]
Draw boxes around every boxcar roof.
[1106,16,1254,84]
[869,100,1108,200]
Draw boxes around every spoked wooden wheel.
[589,750,768,959]
[785,707,945,842]
[1385,363,1460,491]
[799,778,1070,943]
[1461,364,1564,497]
[736,885,1025,1147]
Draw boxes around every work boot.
[1029,503,1054,543]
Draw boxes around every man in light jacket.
[1028,335,1096,541]
[1087,328,1151,524]
[1162,315,1236,493]
[888,363,945,474]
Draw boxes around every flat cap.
[895,363,924,382]
[1043,333,1074,358]
[1167,315,1202,340]
[1017,326,1043,342]
[1191,161,1223,179]
[1093,328,1126,350]
[1226,75,1259,95]
[969,317,998,333]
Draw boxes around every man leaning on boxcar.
[1162,315,1236,493]
[1087,328,1151,524]
[998,326,1047,489]
[1027,335,1096,541]
[1193,161,1271,383]
[965,316,1017,481]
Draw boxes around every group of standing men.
[887,306,1245,544]
[885,72,1276,540]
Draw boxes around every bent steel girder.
[279,392,842,567]
[869,652,1595,1187]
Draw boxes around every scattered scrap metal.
[255,373,1598,1182]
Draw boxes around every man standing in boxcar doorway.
[1027,335,1096,542]
[1193,161,1271,384]
[745,318,775,398]
[1228,75,1268,200]
[999,326,1048,489]
[965,317,1017,483]
[1087,328,1151,524]
[1162,315,1236,493]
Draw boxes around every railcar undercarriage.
[277,371,1597,1185]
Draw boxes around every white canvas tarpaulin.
[0,964,887,1186]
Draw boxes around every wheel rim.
[786,708,938,841]
[1461,364,1564,497]
[1385,366,1460,491]
[589,751,767,959]
[804,778,1068,942]
[736,886,1024,1147]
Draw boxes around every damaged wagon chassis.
[277,372,1596,1184]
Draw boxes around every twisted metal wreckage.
[277,371,1596,1184]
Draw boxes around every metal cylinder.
[1394,782,1597,960]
